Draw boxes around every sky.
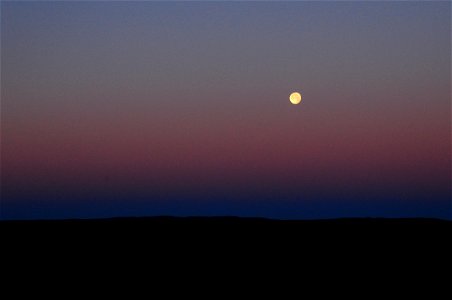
[1,1,450,220]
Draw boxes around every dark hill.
[3,216,450,226]
[2,217,450,264]
[2,216,450,236]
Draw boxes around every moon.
[289,92,302,105]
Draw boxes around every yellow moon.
[289,92,302,105]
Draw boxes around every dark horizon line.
[1,216,451,223]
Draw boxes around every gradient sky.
[1,1,450,220]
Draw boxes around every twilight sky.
[1,1,450,220]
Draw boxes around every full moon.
[289,92,302,105]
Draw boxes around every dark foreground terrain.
[3,216,450,236]
[3,216,451,225]
[1,216,450,227]
[3,216,451,252]
[4,216,452,226]
[2,217,451,269]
